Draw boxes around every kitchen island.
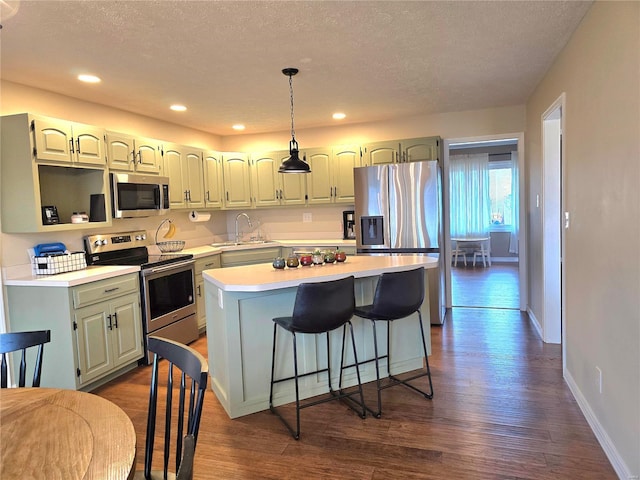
[203,254,438,418]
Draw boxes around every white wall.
[221,104,526,152]
[526,2,640,476]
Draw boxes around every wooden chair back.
[138,336,208,480]
[0,330,51,388]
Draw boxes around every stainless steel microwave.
[110,173,170,218]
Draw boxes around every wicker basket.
[156,241,185,253]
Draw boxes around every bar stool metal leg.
[270,319,366,440]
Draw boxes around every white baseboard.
[564,371,636,479]
[527,308,543,340]
[491,257,519,263]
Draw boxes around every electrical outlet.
[303,213,312,223]
[596,366,602,394]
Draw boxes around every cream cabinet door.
[73,124,105,166]
[401,137,440,163]
[106,132,135,171]
[204,151,224,208]
[278,151,307,205]
[332,145,360,203]
[32,117,74,163]
[163,144,187,208]
[305,148,332,205]
[222,153,251,209]
[251,153,280,207]
[110,292,143,367]
[135,137,162,173]
[184,148,205,208]
[363,140,399,166]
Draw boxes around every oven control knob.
[94,239,106,247]
[136,234,146,241]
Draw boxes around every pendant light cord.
[289,73,296,143]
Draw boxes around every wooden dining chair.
[134,336,208,480]
[0,330,51,388]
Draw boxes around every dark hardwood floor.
[451,262,519,309]
[95,269,616,479]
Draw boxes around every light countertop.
[4,239,357,286]
[203,254,437,292]
[4,265,140,288]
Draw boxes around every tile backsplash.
[1,205,352,271]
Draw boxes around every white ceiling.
[0,1,592,136]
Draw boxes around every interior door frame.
[541,93,565,349]
[442,132,527,311]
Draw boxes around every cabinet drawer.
[195,254,221,274]
[221,247,281,268]
[72,274,139,309]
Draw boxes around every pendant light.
[279,67,311,173]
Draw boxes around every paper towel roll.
[189,211,211,222]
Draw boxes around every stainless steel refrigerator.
[354,161,445,324]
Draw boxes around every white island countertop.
[203,254,437,293]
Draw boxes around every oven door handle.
[143,260,195,275]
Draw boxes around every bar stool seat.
[344,267,433,418]
[269,276,366,440]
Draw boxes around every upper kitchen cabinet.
[362,140,399,166]
[1,113,111,233]
[362,136,441,166]
[222,153,252,209]
[163,143,205,209]
[203,151,224,209]
[31,115,106,167]
[250,151,306,207]
[306,145,360,205]
[106,132,162,174]
[401,136,441,163]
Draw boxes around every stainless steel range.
[84,230,198,364]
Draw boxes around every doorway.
[541,94,565,345]
[442,133,527,312]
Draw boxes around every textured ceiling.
[0,1,592,136]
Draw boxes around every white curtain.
[509,151,519,254]
[449,153,491,238]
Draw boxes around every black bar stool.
[269,276,366,440]
[344,267,433,418]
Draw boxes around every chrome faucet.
[235,212,252,243]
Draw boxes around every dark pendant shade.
[279,139,310,173]
[280,67,310,174]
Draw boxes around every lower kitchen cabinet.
[5,273,143,391]
[195,253,221,332]
[220,246,281,267]
[73,291,143,386]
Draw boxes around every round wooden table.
[1,388,136,480]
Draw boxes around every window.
[488,160,513,231]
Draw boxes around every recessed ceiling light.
[77,74,101,83]
[332,112,346,120]
[170,104,187,112]
[232,124,245,131]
